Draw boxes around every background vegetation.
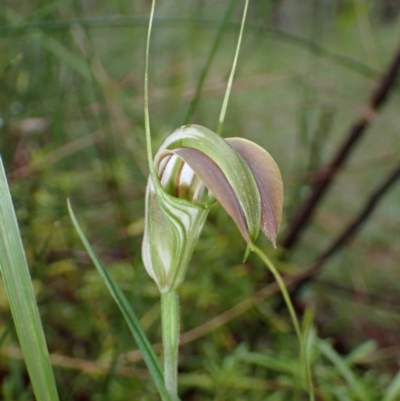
[1,0,400,399]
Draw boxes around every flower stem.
[161,291,180,400]
[144,0,157,179]
[217,0,249,136]
[253,245,315,401]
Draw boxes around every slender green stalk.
[217,0,249,136]
[184,0,235,124]
[161,291,180,400]
[253,245,315,401]
[144,0,157,177]
[143,2,180,399]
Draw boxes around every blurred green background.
[1,0,400,400]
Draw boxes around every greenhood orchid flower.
[142,124,283,293]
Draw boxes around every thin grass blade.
[184,0,235,124]
[317,339,369,401]
[344,340,376,366]
[31,31,92,80]
[0,157,59,401]
[67,200,175,401]
[383,370,400,401]
[237,352,296,375]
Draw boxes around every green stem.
[161,291,180,400]
[144,0,157,178]
[184,0,235,124]
[217,0,249,136]
[253,245,315,401]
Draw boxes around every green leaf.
[0,157,59,401]
[67,200,176,401]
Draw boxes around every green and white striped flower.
[142,124,283,293]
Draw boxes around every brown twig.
[0,266,317,374]
[314,278,400,310]
[0,346,140,377]
[289,158,400,296]
[283,42,400,251]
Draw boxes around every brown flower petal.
[226,138,283,247]
[174,147,251,243]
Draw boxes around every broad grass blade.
[68,200,175,401]
[0,157,59,401]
